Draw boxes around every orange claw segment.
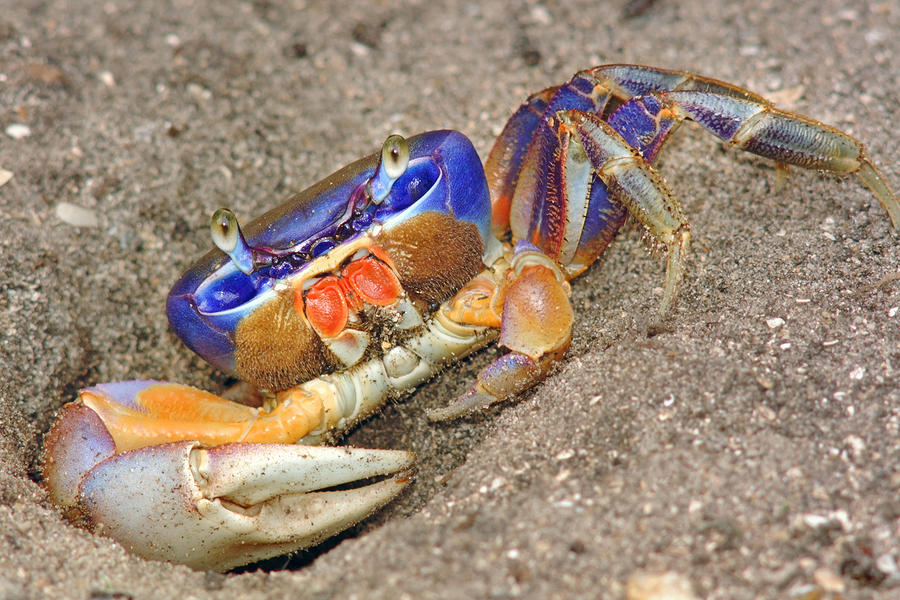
[342,256,401,307]
[80,383,324,453]
[130,383,259,421]
[499,262,573,360]
[304,275,350,337]
[240,387,325,444]
[445,274,503,329]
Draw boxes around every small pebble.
[766,317,785,329]
[529,4,552,24]
[0,169,12,187]
[875,554,899,581]
[5,124,31,139]
[756,375,774,390]
[98,70,116,87]
[843,435,865,458]
[757,405,777,421]
[56,202,99,227]
[626,571,697,600]
[793,510,850,533]
[813,567,844,593]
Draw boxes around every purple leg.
[487,72,614,241]
[585,64,899,227]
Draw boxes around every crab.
[42,64,898,571]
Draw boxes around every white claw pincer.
[44,402,414,571]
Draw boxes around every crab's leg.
[486,85,560,238]
[659,90,899,227]
[486,73,614,239]
[584,63,771,104]
[586,64,900,227]
[561,109,692,315]
[427,247,573,421]
[604,93,683,163]
[58,302,499,452]
[430,108,692,420]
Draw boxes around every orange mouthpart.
[300,256,402,338]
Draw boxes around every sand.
[1,0,898,598]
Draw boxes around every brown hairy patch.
[376,211,484,307]
[234,291,336,391]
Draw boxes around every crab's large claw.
[43,398,414,571]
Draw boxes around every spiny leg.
[605,93,683,163]
[432,104,693,420]
[431,114,687,419]
[585,64,899,227]
[487,62,718,216]
[494,75,694,279]
[656,89,899,227]
[559,109,692,316]
[485,85,560,238]
[584,63,772,105]
[487,72,615,240]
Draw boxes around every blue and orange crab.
[42,64,898,571]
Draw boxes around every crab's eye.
[366,134,410,204]
[211,208,240,253]
[381,134,409,179]
[211,208,255,274]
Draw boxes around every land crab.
[42,64,898,571]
